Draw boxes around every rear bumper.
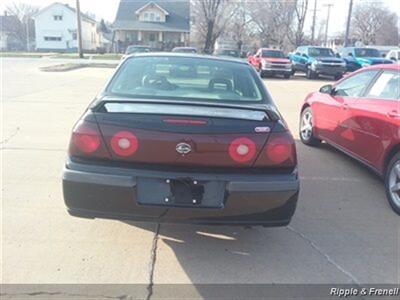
[63,160,300,226]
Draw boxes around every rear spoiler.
[92,98,280,121]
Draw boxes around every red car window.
[334,70,379,97]
[366,71,400,100]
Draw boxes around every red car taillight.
[255,131,297,167]
[69,120,110,159]
[228,137,256,163]
[110,131,138,157]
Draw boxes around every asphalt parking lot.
[2,58,399,290]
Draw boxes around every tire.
[299,107,321,146]
[334,74,343,81]
[259,65,265,78]
[306,67,317,79]
[385,152,400,215]
[284,73,291,79]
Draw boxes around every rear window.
[107,56,264,102]
[355,48,380,57]
[262,50,285,58]
[126,47,151,54]
[308,47,335,57]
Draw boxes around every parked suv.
[339,47,393,72]
[289,46,346,80]
[248,48,292,78]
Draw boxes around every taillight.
[228,137,256,163]
[110,131,138,157]
[255,131,296,167]
[266,136,293,164]
[69,120,110,159]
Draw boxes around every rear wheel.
[300,107,321,146]
[284,73,291,79]
[385,152,400,215]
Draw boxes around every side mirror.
[302,53,308,58]
[348,53,353,57]
[335,53,341,58]
[319,84,334,94]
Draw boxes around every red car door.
[315,70,379,147]
[344,70,400,173]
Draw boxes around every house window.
[149,33,156,42]
[149,12,155,21]
[53,15,62,21]
[155,13,161,21]
[144,12,149,20]
[44,36,62,41]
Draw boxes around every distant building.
[33,2,100,52]
[0,13,23,51]
[112,0,190,52]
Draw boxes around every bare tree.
[288,0,309,47]
[191,0,235,53]
[225,0,255,51]
[5,3,39,50]
[352,2,398,45]
[376,11,399,45]
[248,0,295,50]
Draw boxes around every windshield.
[308,47,335,57]
[261,50,285,58]
[126,46,151,54]
[217,50,240,57]
[355,48,380,57]
[173,48,197,53]
[107,56,264,102]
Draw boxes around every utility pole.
[26,17,30,51]
[311,0,318,45]
[344,0,354,46]
[76,0,84,58]
[323,4,333,47]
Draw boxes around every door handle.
[387,111,400,118]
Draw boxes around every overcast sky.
[1,0,398,36]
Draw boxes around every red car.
[300,64,400,214]
[63,53,299,226]
[248,48,293,78]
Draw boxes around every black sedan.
[63,53,299,226]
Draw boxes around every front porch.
[114,30,189,52]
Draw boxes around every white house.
[33,2,100,52]
[112,0,190,51]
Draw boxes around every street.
[2,58,399,288]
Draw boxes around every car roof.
[124,52,248,64]
[364,64,400,71]
[305,46,331,49]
